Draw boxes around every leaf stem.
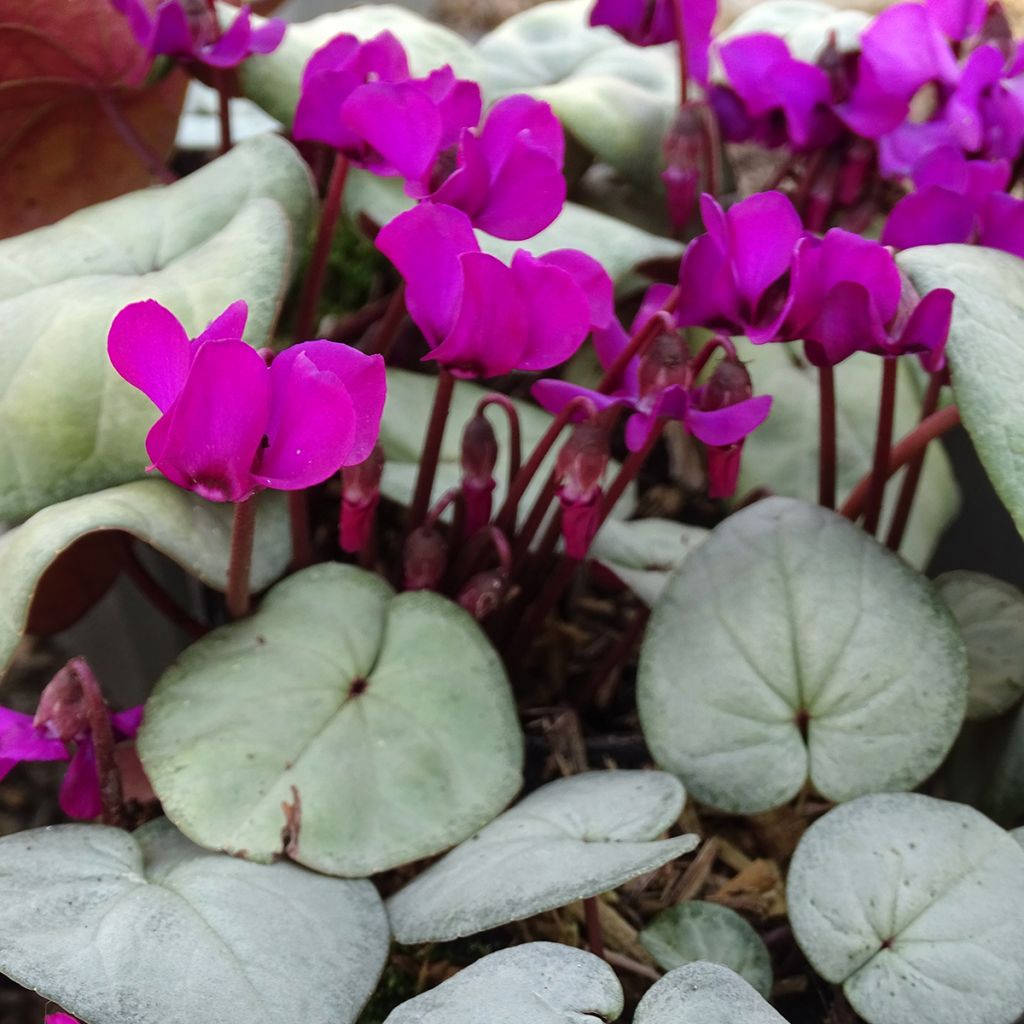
[818,365,837,509]
[226,496,257,619]
[884,370,945,551]
[408,370,456,532]
[294,151,350,344]
[840,403,960,522]
[862,357,898,535]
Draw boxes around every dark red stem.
[294,151,350,344]
[73,659,124,828]
[408,370,456,531]
[840,403,960,521]
[885,371,945,551]
[670,0,689,105]
[216,68,233,155]
[584,896,606,961]
[819,365,837,509]
[861,357,899,535]
[364,284,407,360]
[477,394,522,490]
[597,301,679,395]
[226,496,257,619]
[689,334,738,382]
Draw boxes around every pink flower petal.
[474,138,566,240]
[201,6,258,67]
[480,95,565,171]
[511,251,592,372]
[531,379,626,419]
[686,394,773,446]
[111,706,144,740]
[193,300,249,346]
[726,191,803,308]
[147,340,269,503]
[537,250,614,329]
[882,188,975,250]
[150,1,193,57]
[376,205,479,347]
[59,740,102,820]
[108,300,190,413]
[421,67,483,149]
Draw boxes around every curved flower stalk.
[376,203,614,380]
[0,661,141,822]
[533,285,772,496]
[882,146,1024,257]
[293,31,481,182]
[409,95,567,241]
[111,0,284,67]
[108,299,386,503]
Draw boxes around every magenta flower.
[293,31,481,181]
[926,0,988,41]
[786,228,955,370]
[0,702,142,821]
[111,0,284,67]
[676,191,804,343]
[589,0,716,83]
[46,1015,80,1024]
[108,300,386,502]
[714,34,840,150]
[532,285,772,465]
[839,3,959,141]
[410,95,567,241]
[882,146,1024,257]
[376,204,613,379]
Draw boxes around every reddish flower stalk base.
[819,365,837,509]
[862,357,899,535]
[226,496,257,619]
[841,403,961,522]
[217,68,234,155]
[584,896,606,961]
[408,370,456,532]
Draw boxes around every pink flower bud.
[662,104,706,230]
[560,489,603,560]
[460,413,499,537]
[458,570,507,620]
[700,357,754,410]
[339,446,385,554]
[705,444,743,499]
[34,663,89,743]
[837,138,875,208]
[556,422,609,504]
[403,526,447,591]
[638,330,691,399]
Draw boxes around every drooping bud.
[339,445,385,554]
[637,329,690,400]
[817,31,855,104]
[458,570,507,620]
[662,103,706,230]
[183,0,220,47]
[805,156,840,233]
[403,525,447,591]
[460,412,499,538]
[34,661,89,743]
[836,138,875,209]
[556,421,610,559]
[699,357,755,500]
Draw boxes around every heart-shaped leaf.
[638,497,968,814]
[0,480,290,678]
[788,793,1024,1024]
[139,562,523,876]
[899,245,1024,537]
[387,770,698,943]
[590,518,709,606]
[0,134,316,520]
[634,962,787,1024]
[383,943,624,1024]
[641,903,773,998]
[0,0,188,237]
[935,571,1024,720]
[344,171,682,290]
[736,341,958,570]
[0,818,389,1024]
[476,0,677,188]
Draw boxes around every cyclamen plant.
[1,0,1024,1023]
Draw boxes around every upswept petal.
[926,0,987,40]
[426,252,530,377]
[676,233,742,330]
[111,706,144,740]
[726,191,803,308]
[376,204,479,346]
[805,280,888,366]
[978,191,1024,257]
[896,287,954,370]
[531,379,626,419]
[193,299,249,345]
[293,67,364,151]
[341,81,443,179]
[108,300,190,413]
[149,1,193,57]
[818,229,902,323]
[537,250,614,329]
[475,137,566,239]
[421,67,483,149]
[686,394,773,446]
[201,6,258,67]
[511,251,592,371]
[146,340,269,502]
[882,187,975,249]
[480,95,565,169]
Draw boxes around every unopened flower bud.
[705,445,743,500]
[817,31,855,103]
[339,446,384,554]
[460,413,499,537]
[556,422,609,505]
[836,138,875,208]
[662,104,706,230]
[700,357,754,411]
[34,663,89,743]
[403,526,447,591]
[183,0,220,46]
[458,570,507,620]
[638,330,690,399]
[560,489,602,559]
